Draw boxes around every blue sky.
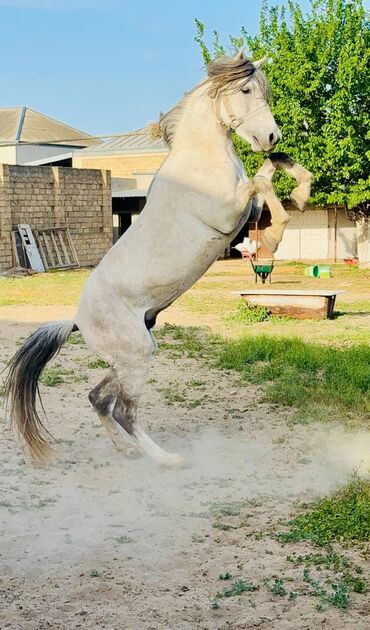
[0,0,362,137]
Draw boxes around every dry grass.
[0,261,369,345]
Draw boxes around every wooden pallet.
[34,227,80,270]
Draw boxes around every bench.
[236,290,345,320]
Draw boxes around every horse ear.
[234,47,245,61]
[253,55,268,69]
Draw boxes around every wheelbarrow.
[250,258,274,284]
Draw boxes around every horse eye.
[242,88,251,94]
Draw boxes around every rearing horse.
[5,51,312,466]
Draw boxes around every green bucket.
[304,265,332,278]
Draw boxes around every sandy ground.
[1,319,369,629]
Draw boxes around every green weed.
[87,358,110,369]
[160,386,186,404]
[303,568,350,609]
[216,579,259,599]
[114,535,133,544]
[277,478,370,546]
[68,332,86,346]
[226,301,270,324]
[40,369,64,386]
[40,367,87,386]
[219,572,233,581]
[265,578,287,596]
[287,552,366,593]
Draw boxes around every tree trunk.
[356,219,370,268]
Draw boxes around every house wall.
[16,144,78,165]
[72,152,167,178]
[0,164,112,271]
[0,146,16,165]
[336,208,357,259]
[271,205,356,261]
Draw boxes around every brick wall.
[0,164,112,271]
[72,152,167,178]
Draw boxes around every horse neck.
[171,86,235,169]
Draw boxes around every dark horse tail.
[5,320,76,461]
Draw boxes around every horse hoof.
[263,228,279,253]
[159,453,186,469]
[125,447,142,459]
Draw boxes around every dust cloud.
[1,424,369,578]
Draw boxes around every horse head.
[208,49,281,152]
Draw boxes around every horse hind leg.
[113,341,184,468]
[88,371,140,458]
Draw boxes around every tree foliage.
[194,1,370,212]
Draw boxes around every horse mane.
[150,54,271,147]
[207,55,271,101]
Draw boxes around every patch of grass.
[68,332,86,346]
[277,478,370,546]
[287,552,366,593]
[217,335,370,426]
[157,323,222,359]
[212,522,236,531]
[187,379,205,388]
[90,569,101,577]
[265,578,287,596]
[219,572,233,581]
[40,369,64,386]
[226,301,270,324]
[208,501,244,515]
[159,386,186,404]
[216,579,259,599]
[303,568,350,610]
[114,535,133,544]
[40,366,87,386]
[87,358,110,369]
[186,398,204,408]
[0,270,88,307]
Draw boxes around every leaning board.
[236,290,345,320]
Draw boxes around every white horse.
[5,51,312,466]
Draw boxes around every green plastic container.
[304,265,332,278]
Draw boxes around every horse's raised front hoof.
[158,452,186,469]
[262,227,279,253]
[113,443,142,459]
[290,188,306,212]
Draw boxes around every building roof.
[78,127,168,156]
[0,106,99,147]
[112,188,148,198]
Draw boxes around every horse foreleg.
[252,153,312,253]
[256,152,312,211]
[253,176,290,253]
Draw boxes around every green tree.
[194,1,369,212]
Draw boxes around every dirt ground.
[0,317,369,630]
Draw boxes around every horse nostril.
[269,132,276,146]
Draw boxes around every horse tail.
[5,320,76,462]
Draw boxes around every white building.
[0,106,99,166]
